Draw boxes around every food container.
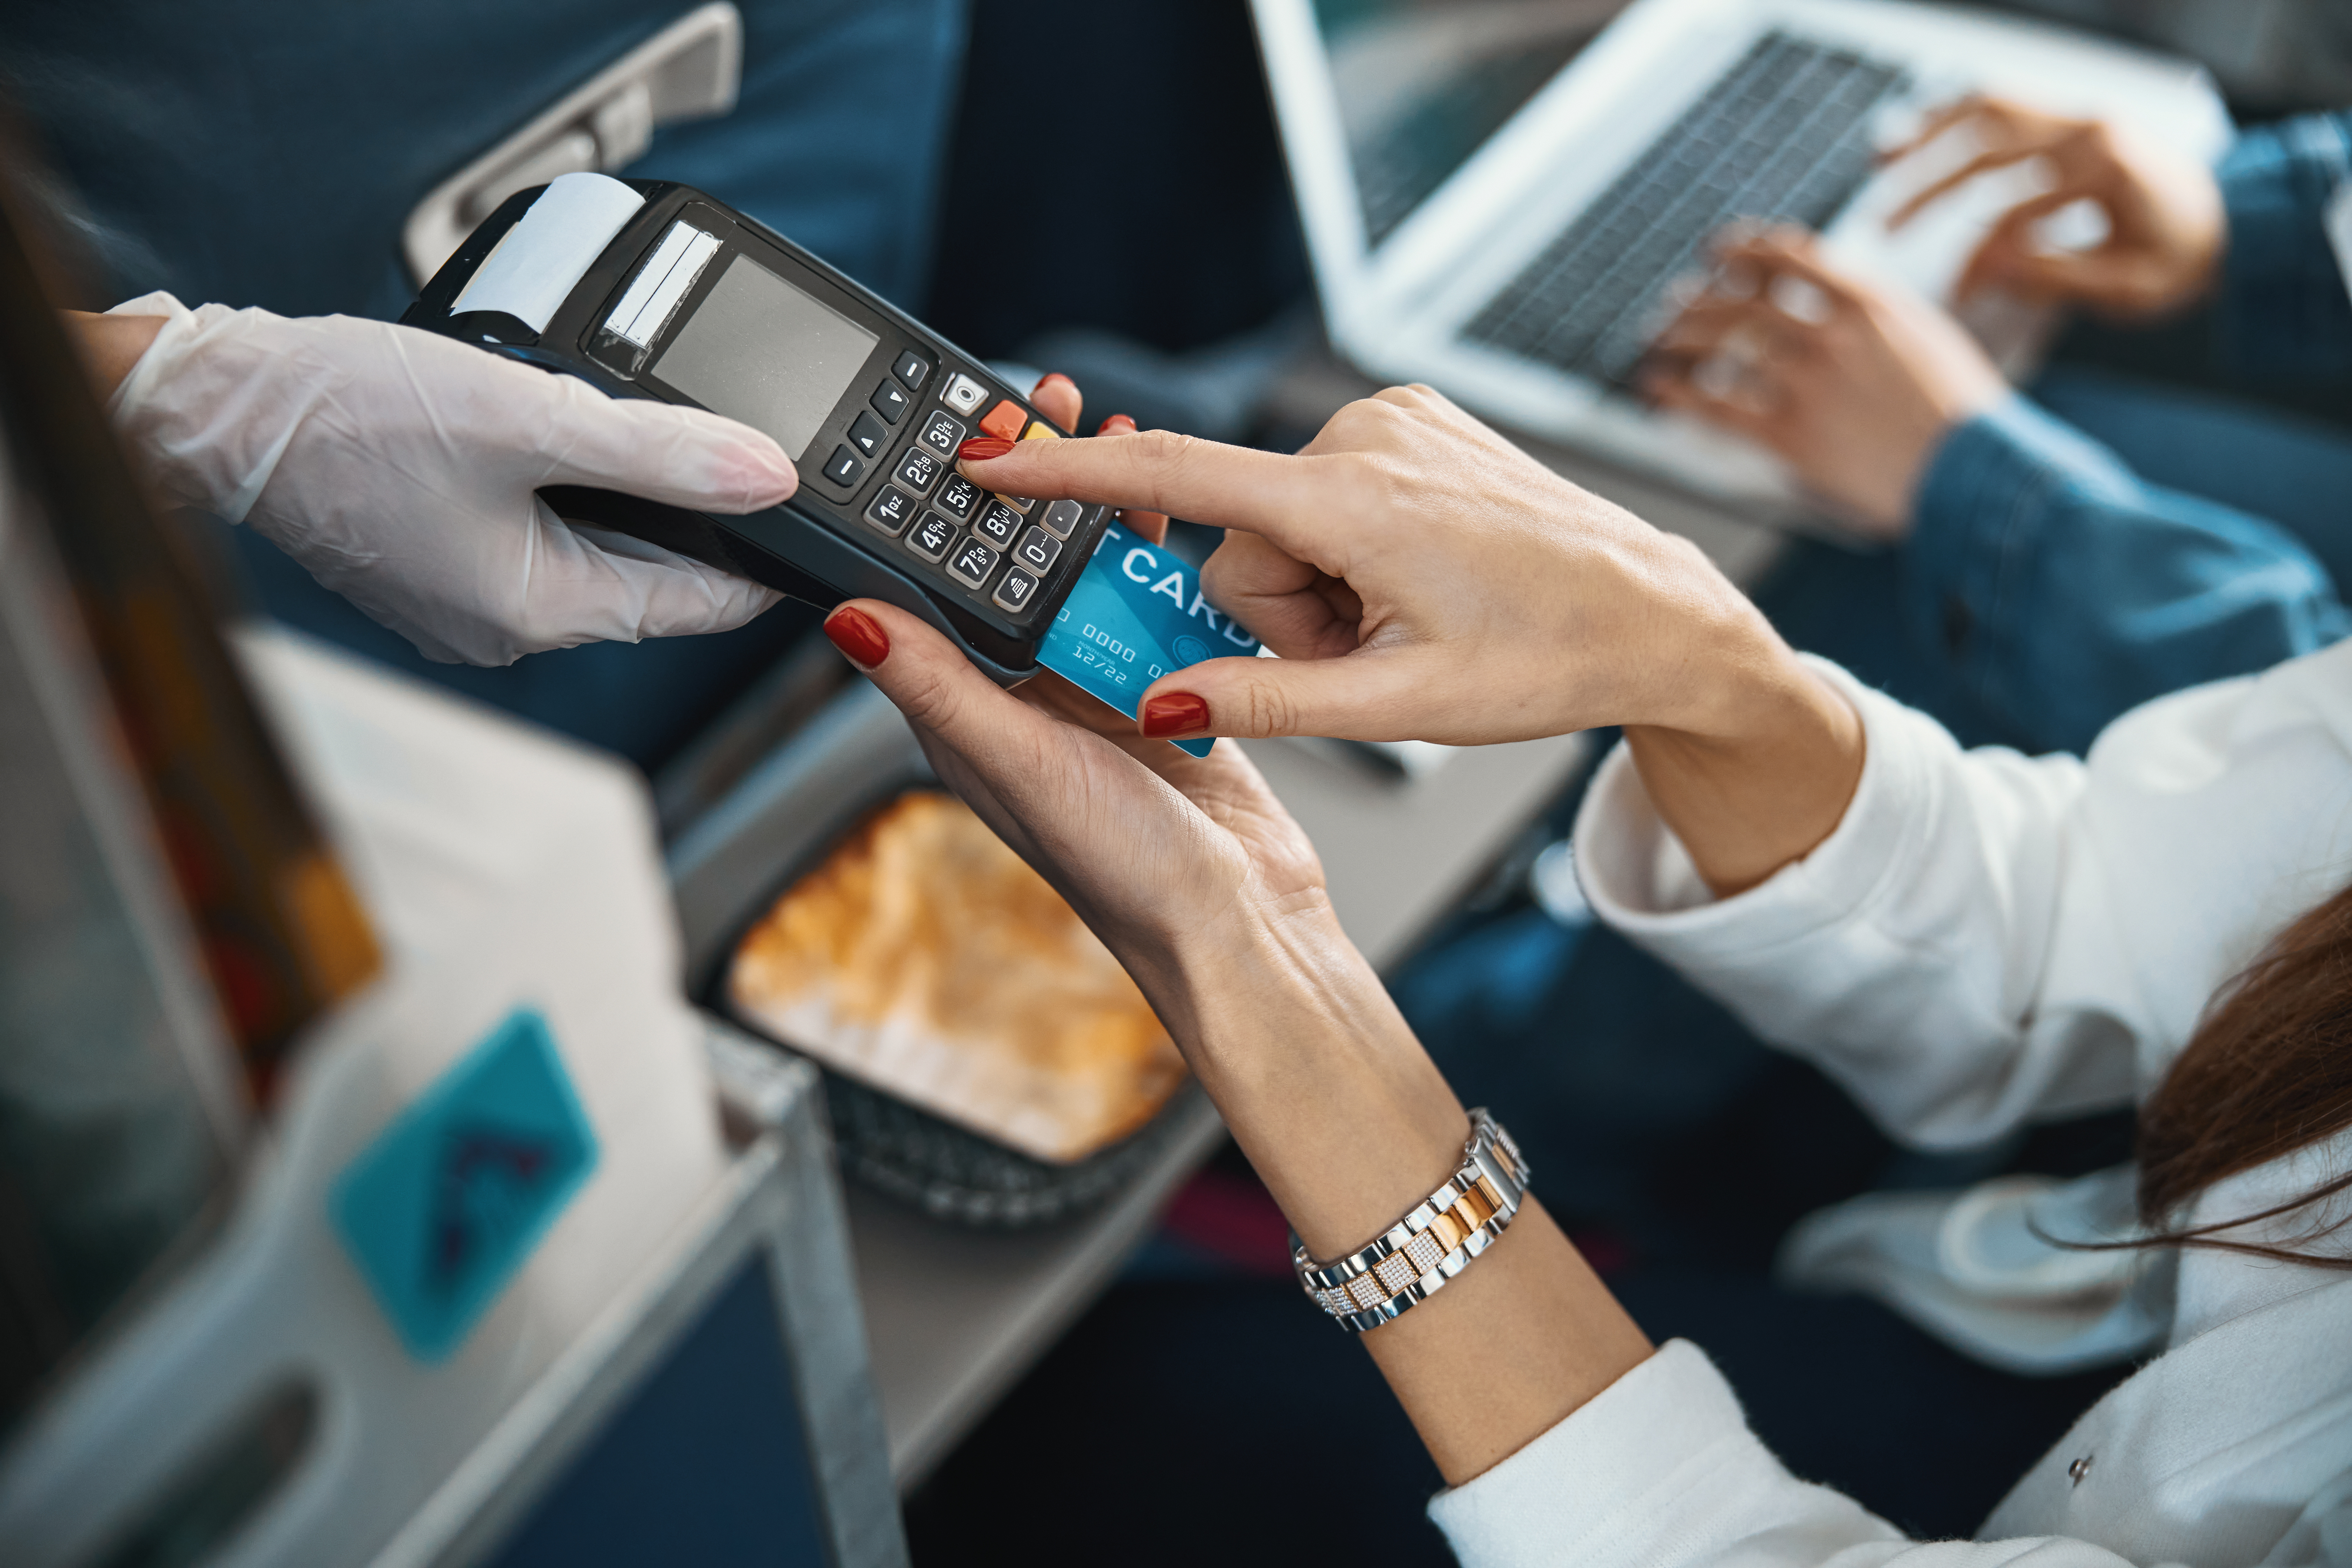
[669,682,1202,1226]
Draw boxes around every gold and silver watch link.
[1292,1109,1530,1334]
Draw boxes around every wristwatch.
[1293,1108,1529,1333]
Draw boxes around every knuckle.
[891,654,967,732]
[1236,677,1299,738]
[1130,427,1199,497]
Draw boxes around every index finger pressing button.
[978,399,1028,443]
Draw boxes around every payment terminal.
[402,178,1110,683]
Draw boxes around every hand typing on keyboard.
[1641,226,2004,536]
[1883,94,2225,320]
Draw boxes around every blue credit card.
[1037,519,1260,757]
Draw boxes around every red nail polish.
[1095,414,1137,436]
[1037,372,1076,392]
[824,605,889,669]
[957,436,1016,462]
[1140,691,1210,738]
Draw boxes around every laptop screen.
[1311,0,1633,247]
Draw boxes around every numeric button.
[1013,527,1061,573]
[921,410,966,457]
[933,472,980,521]
[993,565,1040,614]
[907,511,956,562]
[864,484,916,536]
[973,499,1021,547]
[947,538,1000,590]
[895,446,942,495]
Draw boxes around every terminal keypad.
[840,363,1096,628]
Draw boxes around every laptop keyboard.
[1462,32,1906,389]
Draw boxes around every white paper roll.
[450,172,647,332]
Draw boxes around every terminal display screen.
[1312,0,1632,247]
[654,253,879,461]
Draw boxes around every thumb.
[385,317,799,513]
[820,596,1060,775]
[1137,648,1437,743]
[531,371,800,514]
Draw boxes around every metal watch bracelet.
[1293,1108,1530,1333]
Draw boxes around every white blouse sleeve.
[1428,1342,2147,1568]
[1570,656,2140,1148]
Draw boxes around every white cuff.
[1428,1340,1897,1568]
[1570,656,1955,964]
[104,296,300,525]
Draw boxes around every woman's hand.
[1886,94,2225,319]
[818,584,1477,1254]
[959,380,1863,895]
[961,384,1782,745]
[823,587,1651,1484]
[1643,227,2005,537]
[94,294,798,667]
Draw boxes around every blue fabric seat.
[4,0,968,769]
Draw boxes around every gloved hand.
[105,292,799,666]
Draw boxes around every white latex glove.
[106,292,798,666]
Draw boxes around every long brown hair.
[2132,883,2352,1267]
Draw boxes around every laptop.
[1250,0,2232,506]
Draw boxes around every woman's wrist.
[1160,908,1472,1260]
[63,309,166,399]
[1623,640,1864,897]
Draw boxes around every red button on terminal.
[977,399,1028,442]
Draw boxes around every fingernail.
[958,436,1016,462]
[1096,413,1137,436]
[1036,372,1077,395]
[824,605,889,669]
[1140,691,1210,738]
